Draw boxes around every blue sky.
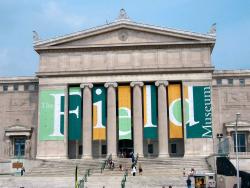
[0,0,249,76]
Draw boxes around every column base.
[158,153,170,158]
[136,153,144,158]
[36,155,69,160]
[81,155,93,159]
[111,154,117,159]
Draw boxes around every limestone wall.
[0,82,38,159]
[38,46,211,73]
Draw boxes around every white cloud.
[41,1,86,29]
[0,48,8,66]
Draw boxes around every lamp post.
[235,112,241,188]
[217,133,223,155]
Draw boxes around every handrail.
[101,153,112,173]
[77,168,91,188]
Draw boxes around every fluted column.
[80,83,93,159]
[130,81,144,157]
[105,82,118,158]
[64,85,69,158]
[155,81,169,157]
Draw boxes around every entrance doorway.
[118,140,133,158]
[14,137,25,157]
[68,140,81,159]
[169,139,184,157]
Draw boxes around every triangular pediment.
[34,20,215,50]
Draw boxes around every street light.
[217,133,223,155]
[235,112,241,188]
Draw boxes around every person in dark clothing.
[21,166,25,176]
[186,176,191,188]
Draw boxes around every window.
[24,84,29,91]
[14,138,25,157]
[216,79,222,85]
[28,84,35,91]
[171,143,177,154]
[228,79,233,85]
[102,145,107,155]
[3,84,8,91]
[233,133,246,152]
[148,144,154,154]
[239,78,245,86]
[79,145,82,155]
[13,84,19,91]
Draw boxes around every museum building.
[0,10,249,160]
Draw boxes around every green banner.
[185,86,213,138]
[68,87,82,141]
[39,89,65,141]
[118,86,132,140]
[143,85,158,139]
[92,86,107,140]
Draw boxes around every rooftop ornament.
[33,30,40,42]
[117,8,130,21]
[208,23,216,36]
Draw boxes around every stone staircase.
[25,159,103,177]
[84,157,211,188]
[0,157,211,188]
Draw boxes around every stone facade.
[0,11,249,161]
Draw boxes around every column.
[130,81,144,157]
[80,83,93,159]
[25,139,31,159]
[64,85,69,159]
[104,82,118,158]
[155,81,169,157]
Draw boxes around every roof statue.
[33,30,40,42]
[208,23,216,36]
[117,8,130,21]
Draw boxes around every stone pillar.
[104,82,118,158]
[155,81,169,157]
[80,83,93,159]
[130,81,144,157]
[64,86,69,159]
[25,139,31,159]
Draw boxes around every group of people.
[107,158,115,170]
[130,152,143,176]
[183,168,196,188]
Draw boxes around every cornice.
[34,41,215,52]
[36,67,214,78]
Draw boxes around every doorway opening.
[118,139,133,158]
[14,137,25,157]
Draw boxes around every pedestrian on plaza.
[131,165,136,176]
[189,168,195,176]
[119,164,123,171]
[186,176,191,188]
[131,152,135,163]
[21,166,25,176]
[139,163,143,175]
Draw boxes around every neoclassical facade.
[0,10,249,160]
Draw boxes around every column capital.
[155,80,169,87]
[104,82,118,88]
[130,81,144,87]
[80,83,93,89]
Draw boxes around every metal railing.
[77,168,91,188]
[101,154,112,173]
[121,170,128,188]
